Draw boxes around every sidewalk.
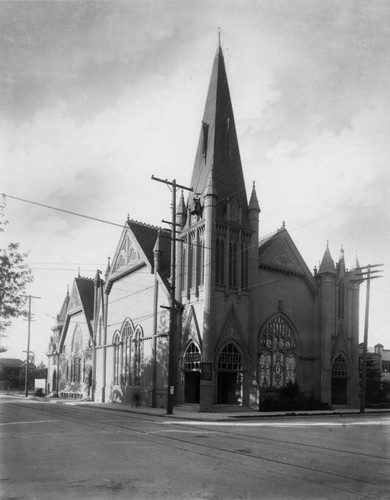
[8,393,390,421]
[48,398,390,421]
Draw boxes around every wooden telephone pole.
[22,294,41,397]
[151,175,193,415]
[354,264,384,413]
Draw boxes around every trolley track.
[3,400,389,499]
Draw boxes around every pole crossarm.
[21,295,41,397]
[151,174,192,415]
[357,263,384,413]
[151,175,194,193]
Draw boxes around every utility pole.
[151,175,193,415]
[354,264,384,413]
[22,294,41,397]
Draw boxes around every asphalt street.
[0,394,389,499]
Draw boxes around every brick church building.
[47,44,361,410]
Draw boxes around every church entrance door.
[331,377,348,405]
[184,371,200,403]
[331,353,348,405]
[217,343,243,405]
[217,371,242,404]
[183,342,201,404]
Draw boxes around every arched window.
[332,353,348,377]
[216,237,225,285]
[113,332,121,385]
[258,316,297,389]
[229,238,237,288]
[71,325,83,383]
[241,242,248,289]
[198,229,205,286]
[184,342,201,371]
[121,320,133,385]
[133,327,143,386]
[218,343,241,371]
[338,280,345,319]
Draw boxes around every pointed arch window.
[121,320,133,385]
[70,324,83,383]
[258,316,297,389]
[182,236,188,291]
[113,332,121,385]
[225,117,231,156]
[229,238,238,288]
[133,327,143,386]
[198,228,205,286]
[202,121,209,159]
[216,237,225,285]
[338,280,345,319]
[218,343,241,371]
[184,342,201,371]
[332,353,348,377]
[240,243,248,289]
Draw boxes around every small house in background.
[359,343,390,405]
[0,358,24,391]
[0,357,47,394]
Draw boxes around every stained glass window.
[122,321,132,386]
[258,316,297,389]
[113,332,121,385]
[133,327,143,386]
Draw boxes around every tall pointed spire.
[248,181,260,214]
[318,242,336,275]
[187,42,248,224]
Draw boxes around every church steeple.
[187,43,248,225]
[318,242,336,275]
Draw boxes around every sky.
[1,0,389,364]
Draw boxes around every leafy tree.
[365,357,384,405]
[0,199,33,352]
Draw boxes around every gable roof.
[74,277,94,322]
[108,219,171,289]
[0,358,24,368]
[187,45,248,225]
[258,227,317,294]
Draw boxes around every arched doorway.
[217,343,243,405]
[184,342,201,403]
[331,353,348,405]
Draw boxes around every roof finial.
[218,27,221,47]
[78,267,80,278]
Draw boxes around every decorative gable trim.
[215,304,247,357]
[182,306,202,350]
[111,229,144,276]
[67,281,82,313]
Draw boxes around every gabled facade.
[47,277,94,399]
[49,44,361,409]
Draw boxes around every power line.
[2,193,127,229]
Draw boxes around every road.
[0,394,389,499]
